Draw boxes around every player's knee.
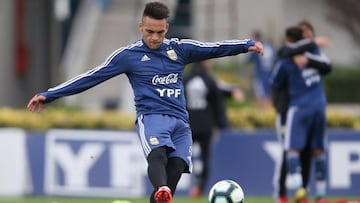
[148,147,168,165]
[168,157,187,174]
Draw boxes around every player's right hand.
[27,95,46,112]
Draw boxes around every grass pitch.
[0,196,358,203]
[0,197,270,203]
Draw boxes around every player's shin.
[286,151,303,189]
[314,154,327,200]
[147,147,168,188]
[166,157,187,195]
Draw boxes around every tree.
[325,0,360,46]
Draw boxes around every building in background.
[0,0,359,111]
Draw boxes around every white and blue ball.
[208,180,244,203]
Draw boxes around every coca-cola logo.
[152,73,178,85]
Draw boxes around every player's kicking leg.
[138,114,191,203]
[152,154,188,203]
[147,147,172,203]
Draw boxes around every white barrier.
[0,128,32,196]
[44,129,147,197]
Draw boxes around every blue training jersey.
[270,45,330,108]
[248,41,277,80]
[39,38,255,122]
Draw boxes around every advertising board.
[20,129,360,197]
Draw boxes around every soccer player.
[273,39,332,203]
[273,20,332,203]
[184,60,244,198]
[247,30,278,109]
[26,2,264,203]
[273,40,315,203]
[299,20,331,48]
[270,26,331,203]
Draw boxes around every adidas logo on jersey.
[141,55,151,62]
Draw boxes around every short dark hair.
[142,2,170,20]
[285,26,303,42]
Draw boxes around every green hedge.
[212,63,360,104]
[227,107,359,130]
[324,67,360,103]
[0,108,136,131]
[0,107,359,131]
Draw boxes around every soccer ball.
[208,179,244,203]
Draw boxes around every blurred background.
[1,0,359,111]
[0,0,359,201]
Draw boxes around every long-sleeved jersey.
[39,38,255,122]
[270,43,331,108]
[272,39,332,114]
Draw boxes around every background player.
[184,59,244,198]
[271,26,331,203]
[273,31,332,203]
[247,30,277,109]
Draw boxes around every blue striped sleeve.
[176,38,255,64]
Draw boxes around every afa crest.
[167,49,177,61]
[149,136,159,145]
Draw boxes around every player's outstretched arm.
[27,95,46,112]
[248,41,264,56]
[315,36,331,48]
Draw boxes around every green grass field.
[0,197,266,203]
[0,197,358,203]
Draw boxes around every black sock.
[166,157,187,196]
[147,147,168,188]
[148,147,168,203]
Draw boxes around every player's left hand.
[248,41,264,56]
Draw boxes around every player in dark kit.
[184,60,243,197]
[27,2,264,203]
[271,26,331,203]
[184,60,228,198]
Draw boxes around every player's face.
[301,25,314,39]
[139,16,169,50]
